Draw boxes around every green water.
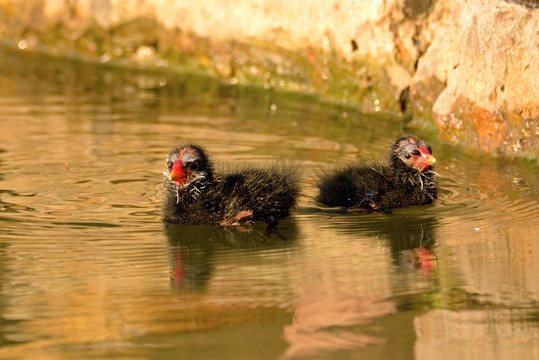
[0,48,538,360]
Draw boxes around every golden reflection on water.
[0,49,538,359]
[282,219,395,358]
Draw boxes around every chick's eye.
[166,160,173,169]
[404,153,412,159]
[184,159,200,170]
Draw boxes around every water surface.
[0,48,538,359]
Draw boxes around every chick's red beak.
[169,160,185,184]
[419,147,436,169]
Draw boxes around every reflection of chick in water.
[374,215,437,275]
[165,220,299,289]
[328,214,438,274]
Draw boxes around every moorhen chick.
[317,136,437,212]
[161,144,299,226]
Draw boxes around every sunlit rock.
[0,0,537,156]
[410,0,538,156]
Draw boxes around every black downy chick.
[317,136,438,212]
[162,145,299,226]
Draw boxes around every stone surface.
[410,0,538,156]
[0,0,425,113]
[0,0,537,156]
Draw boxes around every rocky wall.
[410,0,538,156]
[0,0,536,157]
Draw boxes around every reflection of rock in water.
[165,219,299,289]
[280,212,439,359]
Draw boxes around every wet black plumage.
[161,145,299,226]
[317,136,438,212]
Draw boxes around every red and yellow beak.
[169,160,185,184]
[419,147,436,170]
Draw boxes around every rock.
[410,0,539,157]
[0,0,537,156]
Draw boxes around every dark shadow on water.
[164,219,299,290]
